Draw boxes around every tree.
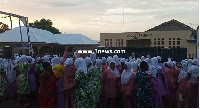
[0,22,10,33]
[29,18,61,34]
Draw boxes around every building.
[100,19,197,58]
[0,26,99,57]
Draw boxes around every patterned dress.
[75,71,89,108]
[87,68,101,107]
[17,63,31,94]
[135,71,154,108]
[0,65,6,98]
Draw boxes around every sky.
[0,0,199,41]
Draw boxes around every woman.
[14,55,31,107]
[39,62,56,108]
[0,58,8,99]
[28,57,38,104]
[120,62,135,108]
[101,57,108,73]
[135,61,154,108]
[74,58,89,108]
[62,58,77,108]
[52,57,65,108]
[87,59,102,107]
[176,63,188,108]
[150,58,163,108]
[151,57,164,108]
[101,60,120,108]
[165,60,176,108]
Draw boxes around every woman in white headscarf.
[120,62,135,108]
[151,57,164,108]
[85,57,93,71]
[183,59,199,108]
[102,57,108,73]
[14,55,31,107]
[74,58,89,108]
[63,58,77,108]
[90,53,96,65]
[0,58,8,99]
[164,59,176,108]
[101,60,120,108]
[176,63,188,108]
[87,59,102,107]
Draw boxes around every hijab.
[64,58,73,66]
[121,62,133,84]
[178,63,187,83]
[94,59,102,69]
[51,57,61,67]
[102,57,107,64]
[108,61,120,77]
[75,58,87,75]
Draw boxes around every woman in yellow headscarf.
[52,57,65,108]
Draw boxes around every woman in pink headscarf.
[62,58,77,108]
[101,60,120,108]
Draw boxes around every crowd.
[0,47,199,108]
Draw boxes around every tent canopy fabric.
[0,26,98,45]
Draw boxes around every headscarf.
[94,59,102,68]
[90,53,96,63]
[187,59,192,68]
[178,63,187,83]
[43,56,50,63]
[167,60,174,68]
[121,62,133,84]
[102,57,107,64]
[19,55,28,63]
[152,57,161,70]
[64,58,73,66]
[51,57,61,67]
[192,59,198,65]
[75,58,87,75]
[113,55,120,66]
[120,58,126,63]
[107,57,113,64]
[141,56,145,61]
[85,57,92,66]
[109,61,120,77]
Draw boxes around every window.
[169,41,171,45]
[158,38,160,40]
[154,41,156,45]
[173,41,175,45]
[161,41,164,45]
[173,38,175,40]
[110,39,112,42]
[161,46,164,48]
[158,41,160,45]
[177,38,180,40]
[169,46,171,48]
[162,38,164,40]
[118,39,120,46]
[121,39,123,45]
[177,41,180,45]
[116,39,117,46]
[154,38,156,40]
[107,39,109,41]
[169,38,171,40]
[177,46,180,48]
[110,42,112,46]
[173,46,175,48]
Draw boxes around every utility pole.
[0,11,32,55]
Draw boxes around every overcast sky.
[0,0,199,40]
